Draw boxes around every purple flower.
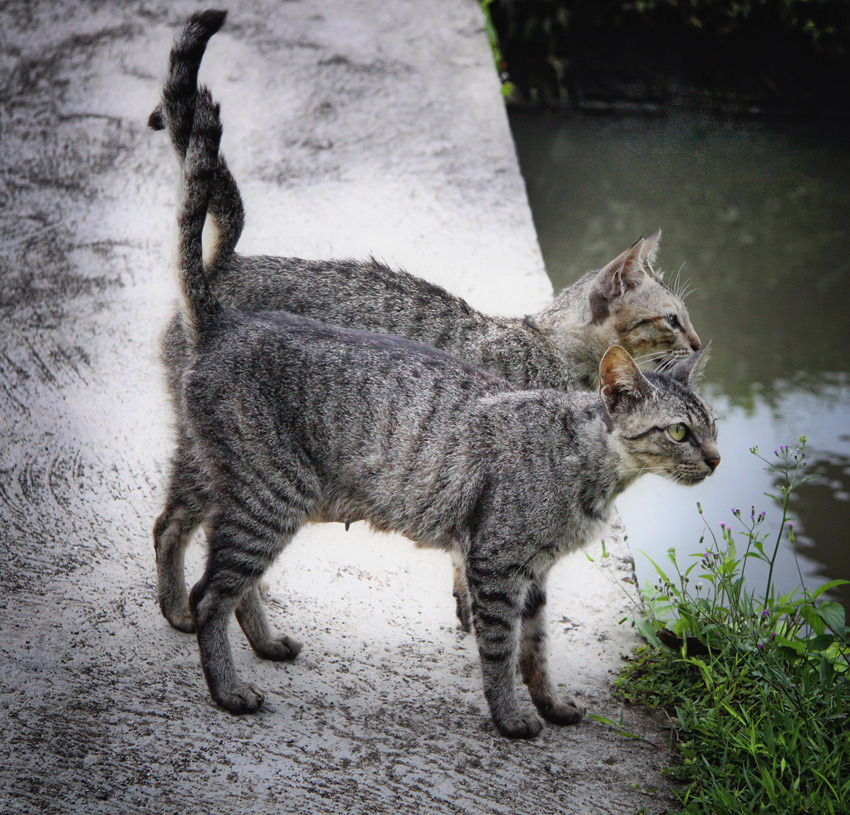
[757,643,764,650]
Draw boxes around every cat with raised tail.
[151,10,704,634]
[170,77,719,738]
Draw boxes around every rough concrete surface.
[0,1,675,813]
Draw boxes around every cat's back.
[210,254,483,333]
[188,307,509,427]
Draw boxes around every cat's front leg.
[518,579,585,726]
[190,567,264,714]
[467,559,542,738]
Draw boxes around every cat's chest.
[557,503,612,550]
[521,509,612,579]
[540,474,618,555]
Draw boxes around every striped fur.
[152,11,703,633]
[176,86,221,338]
[166,85,720,738]
[149,9,244,262]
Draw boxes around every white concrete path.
[0,2,672,812]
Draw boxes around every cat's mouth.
[668,467,713,485]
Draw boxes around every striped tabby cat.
[151,10,704,634]
[170,81,719,738]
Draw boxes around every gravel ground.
[0,1,675,812]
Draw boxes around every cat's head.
[599,343,719,485]
[589,232,701,369]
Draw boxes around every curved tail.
[178,86,223,339]
[150,9,244,264]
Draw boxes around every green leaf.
[638,549,673,585]
[775,635,805,661]
[819,655,835,685]
[801,604,826,636]
[811,579,850,601]
[760,765,777,802]
[586,714,642,739]
[807,634,835,652]
[636,618,662,647]
[762,718,775,752]
[816,601,846,633]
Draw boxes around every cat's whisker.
[678,281,696,301]
[672,263,691,300]
[672,264,684,298]
[654,354,678,373]
[632,351,660,363]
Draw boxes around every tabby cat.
[170,80,719,738]
[152,10,702,633]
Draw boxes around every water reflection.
[508,108,850,607]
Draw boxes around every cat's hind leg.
[154,427,208,632]
[518,579,585,725]
[466,557,542,739]
[190,506,302,714]
[235,585,302,662]
[451,551,473,632]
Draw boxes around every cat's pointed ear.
[639,229,661,269]
[589,240,648,322]
[669,341,711,386]
[599,345,656,413]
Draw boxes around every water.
[509,108,850,607]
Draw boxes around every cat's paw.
[495,711,543,739]
[165,607,196,634]
[537,698,586,726]
[214,683,264,715]
[254,635,302,662]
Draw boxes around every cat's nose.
[705,455,720,472]
[689,331,702,352]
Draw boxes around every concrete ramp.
[0,2,672,812]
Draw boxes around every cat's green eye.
[668,423,688,442]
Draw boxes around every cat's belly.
[308,497,459,552]
[308,499,361,526]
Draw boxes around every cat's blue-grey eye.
[668,423,688,442]
[667,314,679,328]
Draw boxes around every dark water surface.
[509,108,850,607]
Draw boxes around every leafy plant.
[604,438,850,814]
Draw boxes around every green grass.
[604,439,850,814]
